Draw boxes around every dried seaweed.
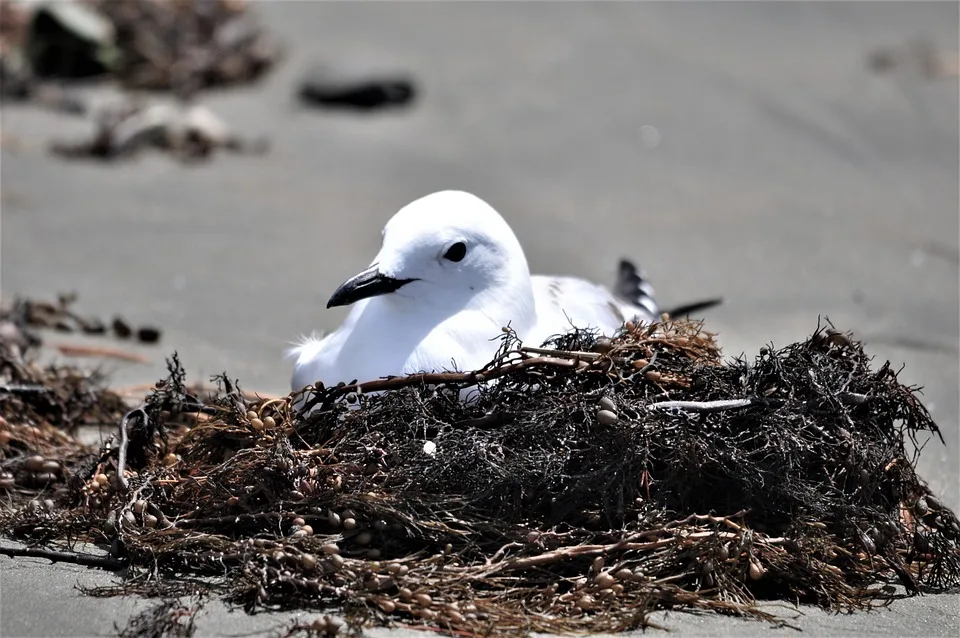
[1,318,958,637]
[116,599,198,638]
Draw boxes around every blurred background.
[1,1,957,497]
[1,2,958,635]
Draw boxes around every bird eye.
[443,242,467,262]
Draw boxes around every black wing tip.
[615,257,658,315]
[663,298,724,318]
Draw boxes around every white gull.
[290,190,712,393]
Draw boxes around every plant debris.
[1,293,162,345]
[1,316,958,637]
[868,39,959,79]
[298,65,417,112]
[93,0,280,98]
[116,598,199,638]
[50,100,268,162]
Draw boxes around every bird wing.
[528,274,658,347]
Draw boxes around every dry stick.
[646,399,755,413]
[0,545,126,570]
[519,346,604,361]
[54,343,150,364]
[174,512,282,529]
[339,356,585,394]
[491,537,681,574]
[646,393,871,413]
[0,384,51,394]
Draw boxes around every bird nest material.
[1,317,958,637]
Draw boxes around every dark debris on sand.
[1,315,958,637]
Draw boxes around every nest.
[1,309,958,637]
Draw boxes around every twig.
[0,545,126,571]
[637,351,659,375]
[54,343,150,364]
[339,356,585,395]
[0,384,51,394]
[519,346,603,361]
[646,398,755,413]
[174,512,282,528]
[490,536,681,574]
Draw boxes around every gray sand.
[1,2,957,636]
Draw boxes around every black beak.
[326,265,416,308]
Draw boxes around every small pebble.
[25,456,46,472]
[136,326,161,343]
[143,514,158,528]
[342,517,357,530]
[614,568,633,581]
[327,511,342,527]
[263,416,276,429]
[301,553,318,570]
[328,554,345,570]
[104,511,118,535]
[163,453,178,467]
[598,396,617,412]
[414,593,433,607]
[597,409,619,426]
[644,370,662,383]
[227,496,240,507]
[748,560,765,580]
[398,587,412,601]
[378,599,396,613]
[246,410,258,421]
[292,517,306,527]
[250,418,265,431]
[95,473,109,486]
[322,543,340,555]
[41,460,61,473]
[32,472,56,484]
[595,572,616,588]
[717,543,730,561]
[0,477,15,490]
[300,524,313,535]
[593,337,613,353]
[632,358,649,370]
[575,594,596,610]
[355,531,373,545]
[42,499,55,511]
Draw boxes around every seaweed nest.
[1,310,959,637]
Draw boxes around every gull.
[290,190,718,393]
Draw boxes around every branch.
[646,399,755,413]
[336,355,586,395]
[0,545,126,571]
[54,343,150,364]
[0,384,51,394]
